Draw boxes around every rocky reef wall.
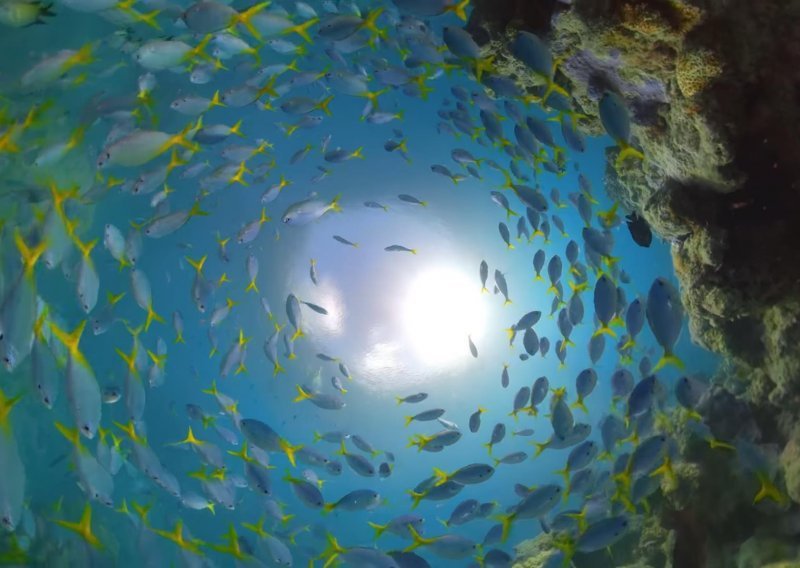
[465,0,800,565]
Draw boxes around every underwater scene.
[1,0,800,566]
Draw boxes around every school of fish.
[0,0,789,566]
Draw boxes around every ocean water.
[0,2,734,567]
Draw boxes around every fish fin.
[279,440,302,467]
[614,141,645,170]
[444,0,470,21]
[496,513,514,543]
[235,1,271,40]
[753,472,789,506]
[592,325,617,338]
[653,351,684,372]
[570,399,588,414]
[708,438,736,451]
[432,467,449,486]
[403,525,432,552]
[283,16,319,43]
[144,304,164,331]
[328,193,342,213]
[367,522,386,540]
[293,385,312,403]
[188,201,208,218]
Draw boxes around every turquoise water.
[0,2,734,566]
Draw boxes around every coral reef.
[780,427,800,506]
[469,0,800,408]
[473,0,800,566]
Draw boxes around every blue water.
[0,2,725,566]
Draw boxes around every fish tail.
[361,7,386,40]
[188,201,208,218]
[54,421,82,447]
[284,16,318,43]
[14,230,48,277]
[133,8,161,30]
[403,525,431,552]
[144,304,164,331]
[228,119,244,138]
[533,442,547,458]
[279,440,302,467]
[236,1,271,40]
[754,472,788,506]
[432,467,449,486]
[653,350,684,372]
[570,399,588,414]
[444,0,470,21]
[290,328,304,342]
[615,141,645,170]
[503,298,512,306]
[621,338,636,351]
[245,279,259,293]
[367,522,387,540]
[188,34,213,64]
[320,533,344,568]
[328,193,342,213]
[293,385,312,403]
[209,90,224,109]
[404,416,413,427]
[592,325,617,339]
[321,502,335,515]
[272,362,285,376]
[316,94,334,116]
[498,513,514,543]
[650,455,675,482]
[708,438,736,451]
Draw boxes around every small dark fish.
[333,235,358,247]
[626,213,652,248]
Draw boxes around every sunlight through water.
[401,267,487,367]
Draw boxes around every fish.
[498,222,514,249]
[599,91,644,169]
[469,407,487,433]
[576,516,630,552]
[593,274,617,338]
[405,408,445,426]
[282,194,342,225]
[333,235,358,247]
[398,193,427,206]
[396,392,428,405]
[385,244,417,254]
[432,463,494,486]
[646,277,684,370]
[572,369,597,413]
[484,423,506,455]
[626,212,652,247]
[479,260,489,292]
[494,270,511,305]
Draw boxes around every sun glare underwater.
[0,0,788,567]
